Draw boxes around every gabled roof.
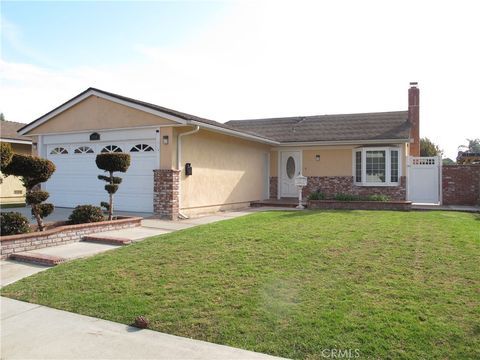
[18,87,411,145]
[18,88,278,145]
[0,120,32,143]
[226,111,410,143]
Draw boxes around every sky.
[1,0,479,159]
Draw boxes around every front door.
[280,151,301,197]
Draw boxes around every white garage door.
[45,136,158,213]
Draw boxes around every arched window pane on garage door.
[101,145,123,153]
[74,146,94,154]
[130,144,154,152]
[50,147,68,155]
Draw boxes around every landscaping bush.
[3,154,56,231]
[0,212,30,236]
[96,153,131,220]
[307,191,326,200]
[69,205,105,224]
[333,193,391,202]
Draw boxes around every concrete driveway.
[0,206,153,224]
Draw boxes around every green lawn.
[2,210,479,359]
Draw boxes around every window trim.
[352,146,402,186]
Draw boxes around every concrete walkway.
[1,207,289,360]
[1,297,282,359]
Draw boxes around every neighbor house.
[0,121,32,205]
[17,83,421,219]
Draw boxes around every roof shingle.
[0,120,31,142]
[226,111,410,142]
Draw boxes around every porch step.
[250,199,307,208]
[10,252,66,266]
[82,235,132,246]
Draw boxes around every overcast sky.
[1,0,479,159]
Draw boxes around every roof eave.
[188,120,280,145]
[0,138,32,145]
[277,138,410,147]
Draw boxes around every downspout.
[177,125,200,219]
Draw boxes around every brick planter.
[308,200,412,211]
[153,169,180,220]
[0,216,142,260]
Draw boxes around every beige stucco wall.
[27,96,177,135]
[303,148,353,176]
[179,129,271,215]
[0,143,31,204]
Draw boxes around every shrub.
[365,194,390,202]
[34,203,54,218]
[26,191,50,204]
[0,142,13,171]
[0,212,30,236]
[307,191,326,200]
[69,205,105,224]
[96,153,130,173]
[3,154,56,188]
[333,193,391,202]
[96,153,131,220]
[3,154,56,231]
[334,193,362,201]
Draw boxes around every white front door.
[280,151,302,197]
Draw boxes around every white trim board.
[0,138,32,144]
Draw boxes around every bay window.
[353,147,401,186]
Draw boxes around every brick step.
[82,235,132,246]
[10,252,66,266]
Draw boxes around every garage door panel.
[46,138,157,213]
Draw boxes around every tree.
[442,158,455,165]
[0,113,5,121]
[3,154,56,231]
[96,153,131,221]
[459,138,480,153]
[0,142,13,171]
[420,137,443,157]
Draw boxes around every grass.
[2,210,479,359]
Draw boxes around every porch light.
[162,136,169,145]
[315,154,320,161]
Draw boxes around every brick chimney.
[408,82,420,156]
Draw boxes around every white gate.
[407,156,441,204]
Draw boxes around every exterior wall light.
[163,136,169,145]
[315,154,320,161]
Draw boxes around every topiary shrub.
[0,212,30,236]
[68,205,105,224]
[0,142,13,171]
[3,154,56,231]
[96,153,131,220]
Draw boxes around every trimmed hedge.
[69,205,105,224]
[333,193,390,202]
[0,212,30,236]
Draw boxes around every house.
[17,83,420,219]
[0,121,33,205]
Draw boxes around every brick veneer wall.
[269,176,278,199]
[303,176,407,201]
[153,169,180,220]
[442,165,480,205]
[1,217,142,260]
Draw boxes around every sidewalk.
[1,297,283,359]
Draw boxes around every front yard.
[2,210,479,359]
